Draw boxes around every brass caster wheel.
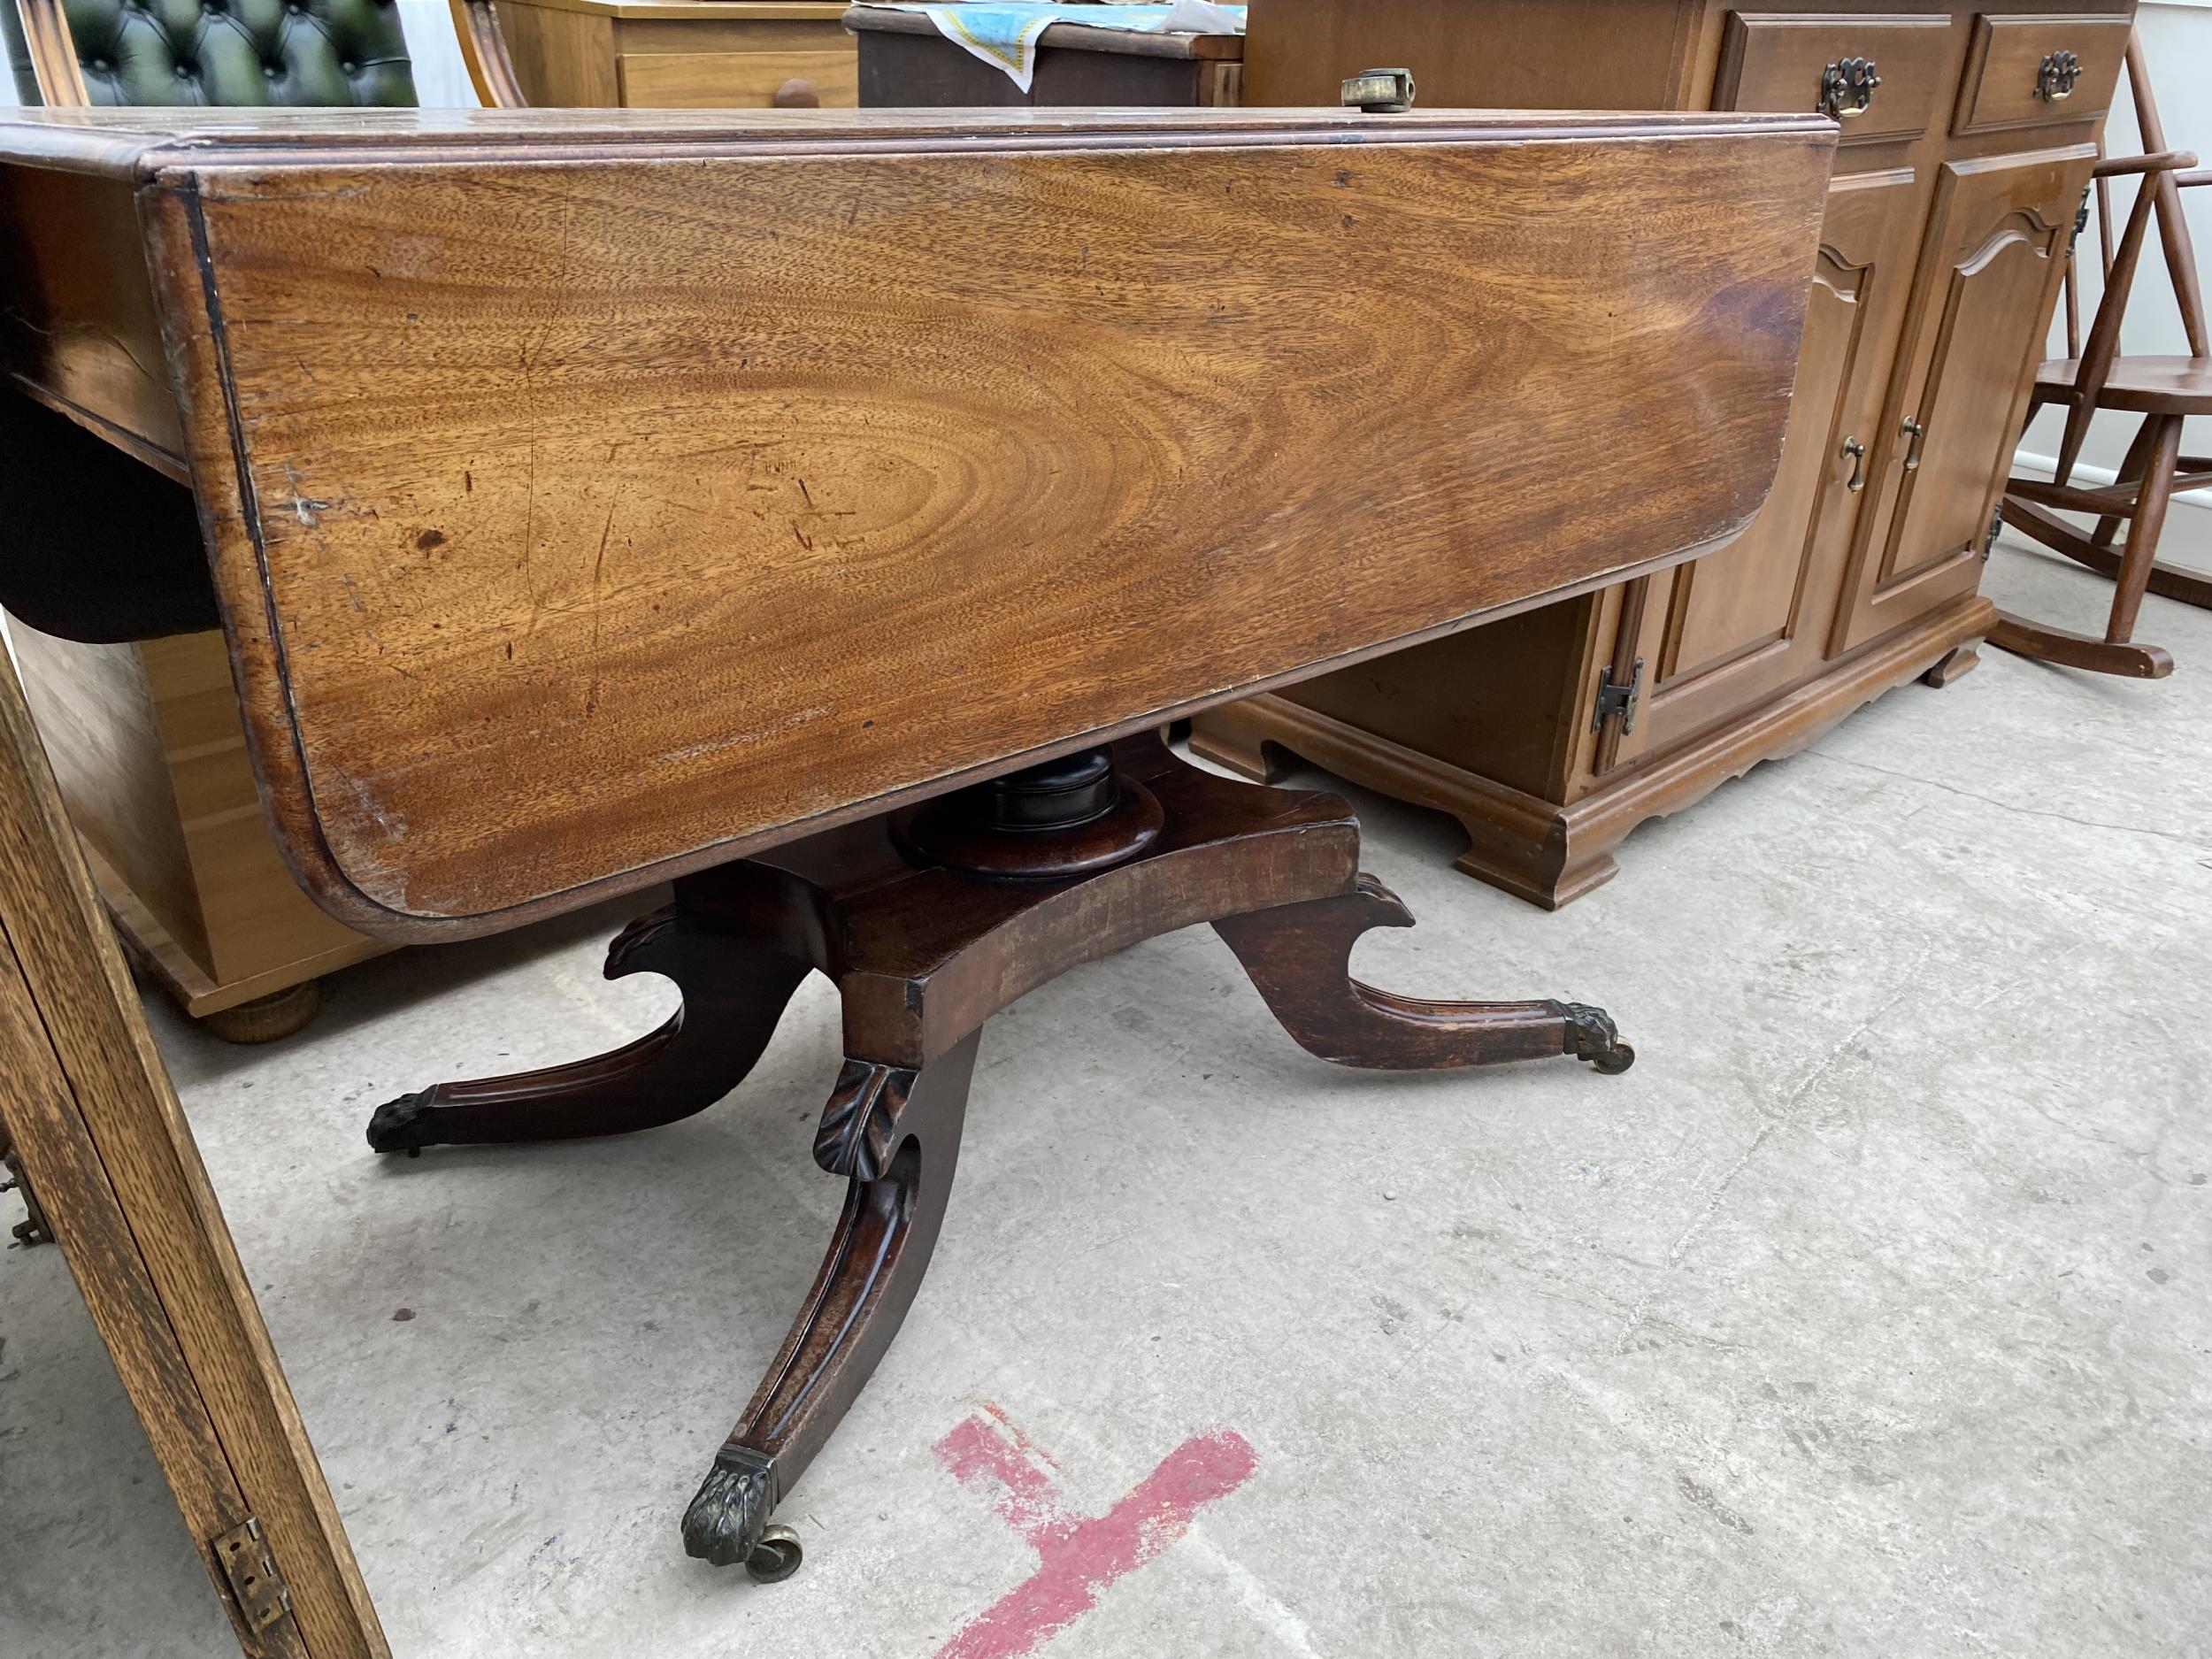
[1560,1002,1635,1075]
[746,1524,803,1584]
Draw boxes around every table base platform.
[363,737,1633,1581]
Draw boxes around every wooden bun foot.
[196,980,324,1044]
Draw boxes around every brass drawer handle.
[1819,57,1880,119]
[2038,50,2082,102]
[1841,436,1866,493]
[1901,416,1927,472]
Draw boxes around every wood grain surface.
[0,643,386,1656]
[3,108,1832,935]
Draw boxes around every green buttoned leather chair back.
[65,0,416,107]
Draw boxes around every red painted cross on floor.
[931,1404,1258,1659]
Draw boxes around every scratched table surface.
[0,105,1832,938]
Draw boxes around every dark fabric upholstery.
[0,396,224,641]
[65,0,416,107]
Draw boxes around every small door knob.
[1841,436,1866,493]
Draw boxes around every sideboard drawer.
[1718,12,1955,141]
[617,46,859,108]
[1954,14,2131,134]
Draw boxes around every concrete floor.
[3,539,2208,1659]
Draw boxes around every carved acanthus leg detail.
[1212,874,1635,1073]
[366,904,811,1154]
[682,1029,984,1577]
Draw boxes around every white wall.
[2016,0,2212,560]
[396,0,479,107]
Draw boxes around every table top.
[0,102,1819,165]
[1,107,1832,939]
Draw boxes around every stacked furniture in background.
[450,0,858,109]
[0,0,418,1037]
[1991,36,2212,678]
[1195,0,2135,908]
[844,3,1243,108]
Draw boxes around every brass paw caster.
[1588,1041,1636,1075]
[746,1524,803,1585]
[683,1446,803,1581]
[1560,1002,1636,1075]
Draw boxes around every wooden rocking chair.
[1991,36,2212,680]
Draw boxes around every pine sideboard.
[1197,0,2131,906]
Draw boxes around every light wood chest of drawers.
[458,0,858,109]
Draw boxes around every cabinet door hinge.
[1591,657,1645,734]
[1984,503,2004,561]
[212,1517,293,1634]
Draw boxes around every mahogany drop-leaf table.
[0,104,1832,1595]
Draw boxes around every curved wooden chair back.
[447,0,526,107]
[1991,30,2212,680]
[2051,34,2211,484]
[2070,36,2207,357]
[6,0,88,104]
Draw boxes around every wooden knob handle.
[772,77,819,110]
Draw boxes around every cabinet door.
[1601,166,1926,769]
[1832,143,2092,652]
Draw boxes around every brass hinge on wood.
[1591,658,1645,734]
[212,1517,293,1634]
[1,1135,53,1248]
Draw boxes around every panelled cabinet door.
[1601,165,1928,769]
[1832,142,2093,653]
